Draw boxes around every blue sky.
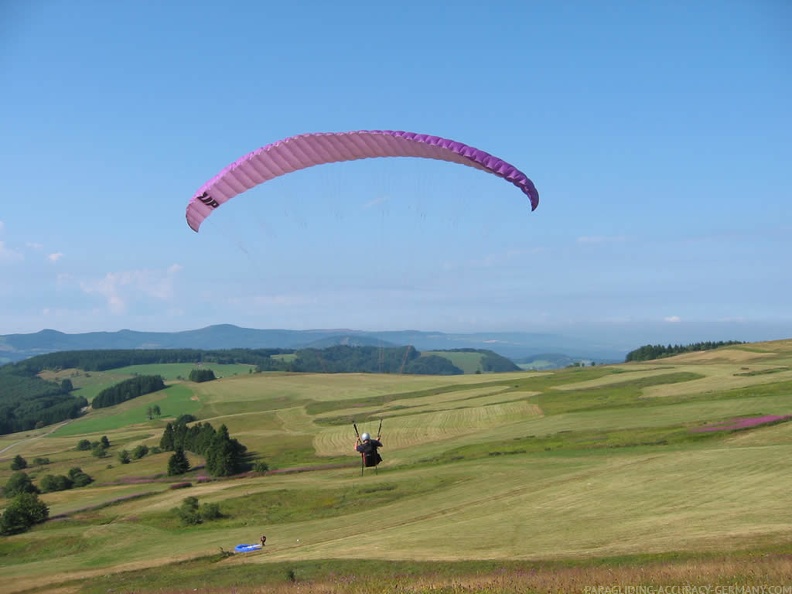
[1,0,790,349]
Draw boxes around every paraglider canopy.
[186,130,539,232]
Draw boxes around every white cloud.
[0,240,23,262]
[48,252,64,263]
[79,265,182,313]
[664,316,682,323]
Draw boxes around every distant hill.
[0,324,626,366]
[514,353,592,370]
[299,334,401,350]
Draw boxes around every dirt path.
[0,418,74,456]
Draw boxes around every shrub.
[169,482,192,490]
[91,443,108,458]
[132,445,149,459]
[200,502,222,520]
[68,467,93,488]
[176,496,201,525]
[171,496,223,525]
[39,474,73,493]
[0,492,49,535]
[76,439,92,451]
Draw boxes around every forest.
[624,340,745,362]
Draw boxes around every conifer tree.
[167,446,190,476]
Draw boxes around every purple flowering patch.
[691,414,792,433]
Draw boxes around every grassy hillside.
[1,340,791,593]
[422,350,486,373]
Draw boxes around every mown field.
[1,340,792,593]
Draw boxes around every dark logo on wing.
[195,191,219,209]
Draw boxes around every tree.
[91,443,108,458]
[205,424,245,477]
[118,450,131,464]
[160,423,175,451]
[0,492,49,535]
[76,439,92,451]
[60,378,74,392]
[168,447,190,476]
[10,455,28,471]
[3,472,38,497]
[100,435,110,448]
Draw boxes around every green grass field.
[2,340,792,593]
[422,351,487,373]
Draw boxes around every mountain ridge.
[0,324,626,365]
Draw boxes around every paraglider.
[234,535,265,553]
[234,543,262,553]
[353,419,383,475]
[185,130,539,232]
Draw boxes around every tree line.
[10,348,291,374]
[287,345,464,374]
[624,340,746,362]
[5,344,515,376]
[0,344,519,435]
[91,375,166,409]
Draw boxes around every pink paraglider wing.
[186,130,539,232]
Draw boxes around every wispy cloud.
[664,316,682,323]
[79,265,182,313]
[48,252,64,263]
[577,235,629,244]
[363,195,389,209]
[467,246,546,269]
[228,293,319,307]
[0,240,23,263]
[0,221,22,261]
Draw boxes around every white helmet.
[361,433,370,441]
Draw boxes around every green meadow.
[1,341,792,593]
